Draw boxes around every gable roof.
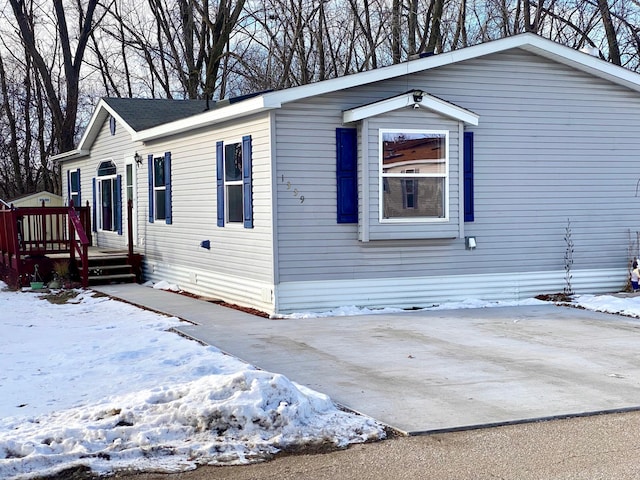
[103,98,209,131]
[55,33,640,161]
[343,90,480,125]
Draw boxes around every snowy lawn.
[0,285,384,480]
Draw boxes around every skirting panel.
[142,261,275,315]
[275,268,627,314]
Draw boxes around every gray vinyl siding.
[274,48,640,285]
[63,117,136,250]
[139,114,274,286]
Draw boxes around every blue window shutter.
[464,131,475,222]
[336,128,358,223]
[67,170,71,205]
[148,154,154,223]
[91,178,97,232]
[164,151,172,225]
[216,141,224,227]
[115,174,123,235]
[242,135,253,228]
[76,168,81,205]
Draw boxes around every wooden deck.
[0,200,139,288]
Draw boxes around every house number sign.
[281,174,305,203]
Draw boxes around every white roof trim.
[78,99,137,151]
[343,91,479,125]
[263,33,640,106]
[135,96,277,142]
[51,149,90,162]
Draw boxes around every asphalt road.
[108,410,640,480]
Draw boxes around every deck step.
[88,273,137,285]
[86,253,137,286]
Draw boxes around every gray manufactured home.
[56,33,640,315]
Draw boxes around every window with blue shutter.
[464,131,474,222]
[217,137,254,228]
[336,128,358,223]
[242,135,253,228]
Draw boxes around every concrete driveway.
[95,285,640,434]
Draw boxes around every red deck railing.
[0,201,91,287]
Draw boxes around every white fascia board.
[520,42,640,93]
[262,35,534,106]
[135,96,277,142]
[265,33,640,106]
[421,95,479,125]
[50,149,90,163]
[343,92,479,125]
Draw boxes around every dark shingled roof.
[103,98,209,131]
[102,91,273,132]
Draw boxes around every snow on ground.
[2,282,639,480]
[0,285,384,480]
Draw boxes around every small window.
[216,136,253,228]
[147,152,172,225]
[380,130,448,221]
[69,169,80,206]
[153,156,166,221]
[224,142,243,223]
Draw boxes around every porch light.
[134,152,143,166]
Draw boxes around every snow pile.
[0,286,383,479]
[572,293,640,318]
[277,296,546,319]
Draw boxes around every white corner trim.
[343,92,479,125]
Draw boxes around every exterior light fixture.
[134,152,143,166]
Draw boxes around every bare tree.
[8,0,100,154]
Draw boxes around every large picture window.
[380,130,448,221]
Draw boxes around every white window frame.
[69,170,80,207]
[153,155,166,221]
[379,129,449,223]
[124,155,137,244]
[96,160,118,233]
[224,139,244,224]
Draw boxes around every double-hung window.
[380,130,448,221]
[224,142,243,223]
[216,136,253,228]
[68,169,81,207]
[154,156,166,221]
[147,152,172,224]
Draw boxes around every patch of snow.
[0,285,383,479]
